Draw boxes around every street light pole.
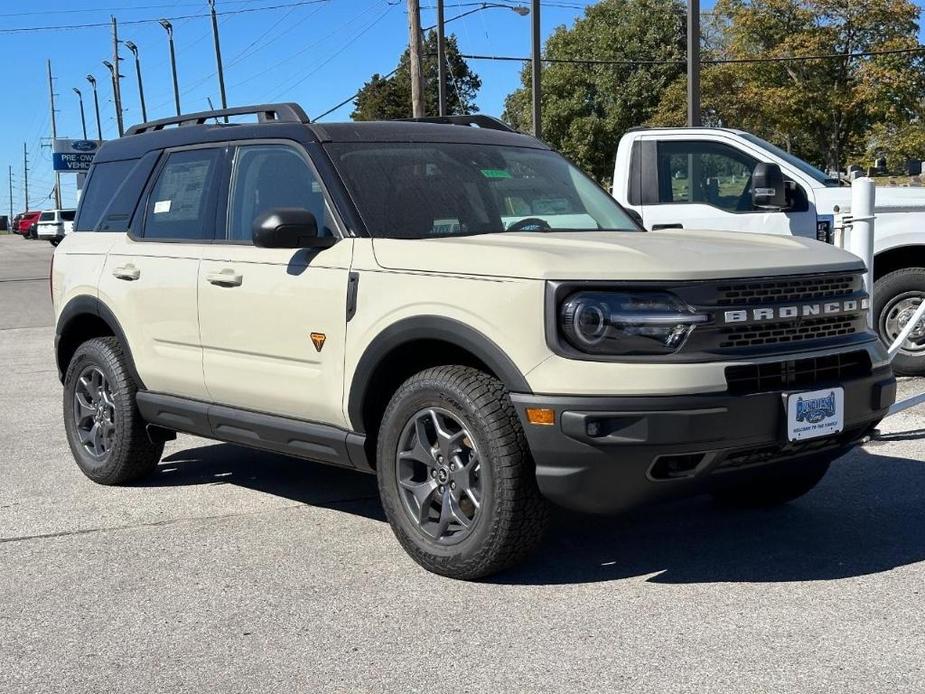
[86,75,103,140]
[73,88,88,139]
[531,0,541,138]
[208,0,228,120]
[102,60,123,137]
[687,0,701,126]
[159,19,181,116]
[111,16,124,136]
[124,41,148,123]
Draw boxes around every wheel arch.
[56,295,144,388]
[347,316,532,455]
[874,244,925,281]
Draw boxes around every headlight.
[559,291,709,355]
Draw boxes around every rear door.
[99,146,225,400]
[198,141,352,428]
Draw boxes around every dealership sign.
[52,139,102,172]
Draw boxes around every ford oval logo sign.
[72,140,98,152]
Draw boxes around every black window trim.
[216,138,348,246]
[651,139,809,215]
[130,142,230,244]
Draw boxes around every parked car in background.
[612,127,925,376]
[36,209,76,246]
[11,213,23,235]
[16,211,41,238]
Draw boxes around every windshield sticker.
[480,169,512,179]
[153,200,172,214]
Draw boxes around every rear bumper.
[511,368,895,514]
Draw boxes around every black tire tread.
[377,365,549,580]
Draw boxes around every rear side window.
[143,149,222,241]
[40,212,54,221]
[76,159,137,231]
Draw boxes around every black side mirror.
[751,162,790,210]
[252,208,336,249]
[624,208,645,230]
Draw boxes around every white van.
[36,209,76,246]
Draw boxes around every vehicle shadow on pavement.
[497,448,925,586]
[149,443,385,522]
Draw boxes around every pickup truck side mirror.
[252,208,336,249]
[751,162,790,211]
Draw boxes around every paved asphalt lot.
[2,234,924,693]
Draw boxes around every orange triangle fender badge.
[310,332,326,352]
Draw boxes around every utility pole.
[160,19,181,116]
[531,0,541,138]
[407,0,424,118]
[23,143,30,211]
[8,166,13,222]
[124,42,147,123]
[73,88,88,139]
[47,60,63,210]
[436,0,447,116]
[111,17,124,136]
[687,0,701,127]
[208,0,228,121]
[103,61,122,136]
[86,75,103,140]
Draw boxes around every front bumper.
[511,367,895,514]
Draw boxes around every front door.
[198,142,352,429]
[641,138,817,238]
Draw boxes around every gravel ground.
[2,236,924,693]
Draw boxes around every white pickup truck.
[613,127,925,375]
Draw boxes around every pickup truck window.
[739,133,841,186]
[656,141,758,212]
[328,142,640,238]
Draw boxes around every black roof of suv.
[95,103,546,164]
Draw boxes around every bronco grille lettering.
[723,298,869,325]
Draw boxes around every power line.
[314,66,401,120]
[457,45,925,66]
[0,0,332,34]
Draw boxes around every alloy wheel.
[73,366,117,459]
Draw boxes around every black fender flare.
[347,316,532,433]
[55,295,145,388]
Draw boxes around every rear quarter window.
[75,159,139,231]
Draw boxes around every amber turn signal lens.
[525,408,555,426]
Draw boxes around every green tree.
[502,0,686,182]
[651,0,925,170]
[352,32,481,120]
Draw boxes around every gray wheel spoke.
[464,487,481,510]
[72,365,116,460]
[401,478,438,523]
[435,489,454,537]
[75,395,95,416]
[447,492,472,529]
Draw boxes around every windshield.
[327,142,641,238]
[739,133,841,187]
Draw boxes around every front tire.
[711,455,832,508]
[377,366,549,580]
[875,267,925,376]
[63,336,163,484]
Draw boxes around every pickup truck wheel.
[63,336,163,485]
[711,456,832,508]
[377,365,549,580]
[875,267,925,376]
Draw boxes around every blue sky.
[1,0,923,211]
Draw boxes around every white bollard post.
[846,177,876,327]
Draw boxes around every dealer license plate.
[785,387,845,442]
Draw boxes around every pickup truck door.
[637,136,818,239]
[197,142,352,429]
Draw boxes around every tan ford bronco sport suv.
[52,104,896,579]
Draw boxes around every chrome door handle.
[206,269,243,287]
[112,264,140,281]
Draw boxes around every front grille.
[716,274,859,306]
[719,315,857,349]
[725,350,871,396]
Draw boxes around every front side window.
[226,144,335,242]
[656,141,759,212]
[144,148,222,241]
[327,142,639,239]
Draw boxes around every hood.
[371,229,863,281]
[814,185,925,214]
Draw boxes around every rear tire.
[377,366,549,580]
[875,267,925,376]
[711,456,832,508]
[63,336,163,485]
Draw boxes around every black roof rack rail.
[125,102,310,136]
[399,115,515,133]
